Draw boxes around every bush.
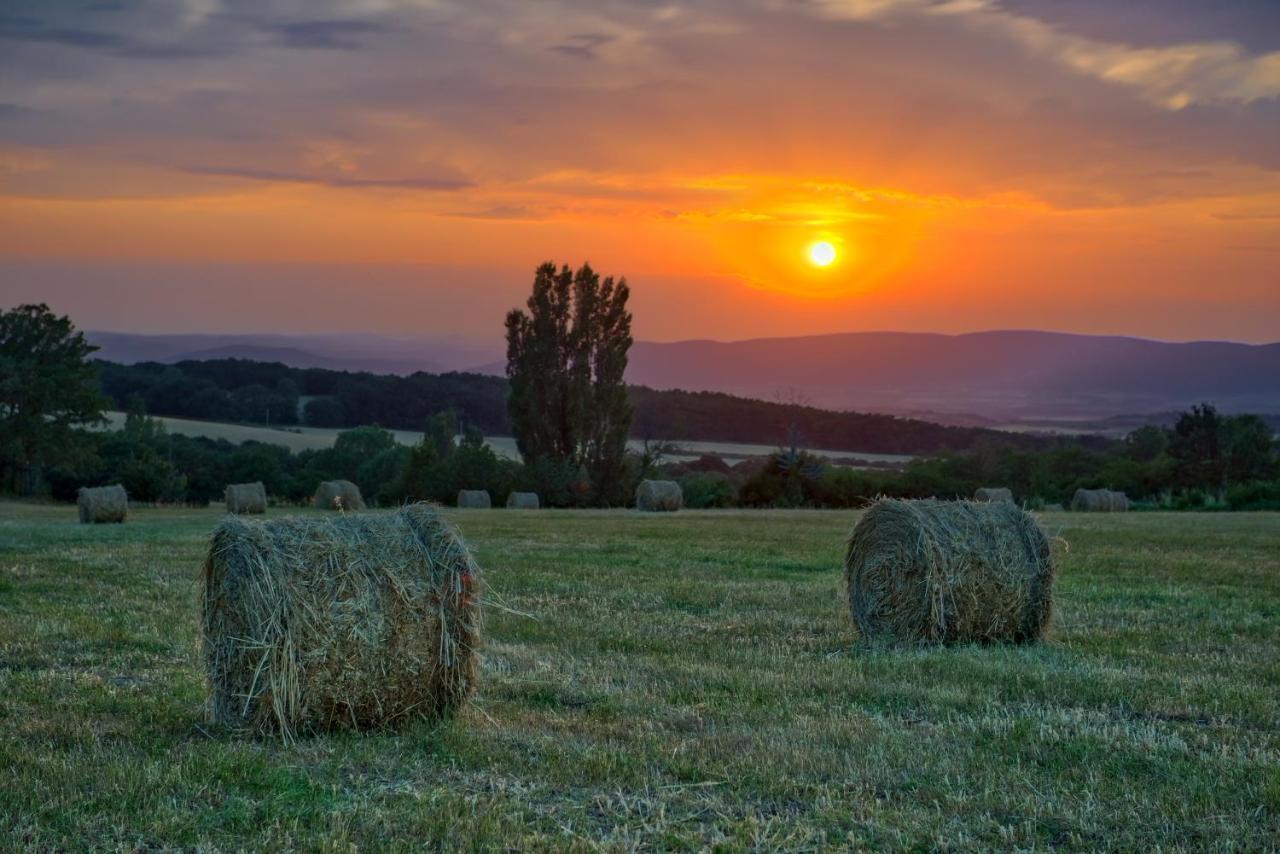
[1227,480,1280,511]
[679,472,736,508]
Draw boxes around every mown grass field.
[1,502,1277,850]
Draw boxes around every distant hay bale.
[224,482,267,515]
[200,502,480,739]
[636,479,683,512]
[844,498,1056,646]
[77,484,128,524]
[1070,488,1130,512]
[974,487,1014,503]
[1043,503,1065,513]
[313,480,365,511]
[506,491,539,509]
[457,489,492,509]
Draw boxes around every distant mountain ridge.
[87,328,1280,419]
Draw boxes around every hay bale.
[457,489,492,509]
[201,502,480,739]
[636,479,682,512]
[77,484,128,524]
[974,487,1013,503]
[844,498,1055,645]
[313,480,365,511]
[506,491,539,509]
[1070,488,1130,512]
[224,481,267,515]
[1043,503,1065,513]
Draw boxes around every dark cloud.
[183,164,473,191]
[548,32,616,60]
[0,11,223,59]
[263,19,386,51]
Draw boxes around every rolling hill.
[88,329,1280,419]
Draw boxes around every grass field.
[1,502,1277,850]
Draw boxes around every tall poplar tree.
[505,262,633,504]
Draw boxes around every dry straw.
[77,484,128,524]
[313,479,365,511]
[1070,488,1130,512]
[636,479,683,512]
[973,487,1013,503]
[224,481,267,515]
[200,502,480,740]
[506,491,539,509]
[845,498,1056,645]
[457,489,492,509]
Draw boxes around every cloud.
[548,32,617,60]
[808,0,1280,108]
[183,164,473,190]
[263,19,387,51]
[0,11,224,59]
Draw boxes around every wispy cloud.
[548,32,617,60]
[808,0,1280,108]
[184,164,472,190]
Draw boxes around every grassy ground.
[1,502,1277,850]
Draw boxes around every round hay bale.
[77,484,128,524]
[201,502,480,739]
[973,487,1013,503]
[506,491,539,509]
[313,480,365,511]
[457,489,492,509]
[224,481,267,515]
[636,479,683,512]
[1071,488,1130,512]
[844,498,1055,645]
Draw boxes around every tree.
[505,262,633,504]
[1169,404,1223,495]
[1221,414,1275,488]
[0,304,107,493]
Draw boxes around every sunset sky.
[1,0,1278,343]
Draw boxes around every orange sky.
[1,0,1278,342]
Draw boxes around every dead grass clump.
[974,487,1013,503]
[313,480,365,511]
[200,502,480,739]
[636,480,683,512]
[845,498,1056,645]
[506,492,539,509]
[77,484,127,524]
[1071,488,1130,512]
[224,482,267,515]
[457,490,492,509]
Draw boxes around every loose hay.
[200,502,480,739]
[973,487,1013,503]
[636,479,683,512]
[844,498,1056,645]
[313,479,365,511]
[77,484,127,524]
[1071,488,1130,512]
[457,489,492,509]
[506,491,539,509]
[224,481,267,515]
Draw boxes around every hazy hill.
[88,329,1280,419]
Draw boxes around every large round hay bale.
[201,502,480,739]
[973,487,1013,503]
[224,481,267,515]
[313,480,365,511]
[77,484,128,524]
[1071,488,1130,512]
[844,498,1055,645]
[506,491,539,509]
[457,489,492,509]
[636,479,682,512]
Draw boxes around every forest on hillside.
[96,359,1093,455]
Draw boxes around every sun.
[807,240,837,267]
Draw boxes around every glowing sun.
[807,240,836,267]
